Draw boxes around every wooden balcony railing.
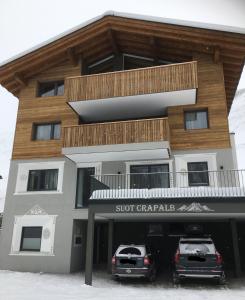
[62,117,169,148]
[65,61,198,102]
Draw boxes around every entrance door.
[75,167,95,208]
[130,164,170,189]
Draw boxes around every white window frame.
[15,161,65,195]
[174,153,218,187]
[125,160,174,188]
[10,214,57,256]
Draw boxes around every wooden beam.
[149,36,159,64]
[67,47,78,66]
[107,29,119,54]
[80,54,87,75]
[14,72,27,87]
[214,46,221,63]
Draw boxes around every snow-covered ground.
[0,270,244,300]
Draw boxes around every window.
[187,162,209,186]
[33,123,61,140]
[75,167,95,208]
[38,81,64,97]
[20,227,42,251]
[185,110,208,130]
[130,164,169,189]
[27,169,58,191]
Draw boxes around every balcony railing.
[65,61,198,102]
[90,170,245,200]
[62,117,169,148]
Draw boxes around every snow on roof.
[1,10,245,67]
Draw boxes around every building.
[0,11,245,285]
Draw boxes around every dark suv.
[112,244,157,281]
[173,237,225,284]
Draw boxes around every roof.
[0,11,245,110]
[1,11,245,67]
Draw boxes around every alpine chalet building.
[0,12,245,285]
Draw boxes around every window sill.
[9,252,55,257]
[184,128,210,132]
[14,191,63,196]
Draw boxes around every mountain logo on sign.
[177,202,214,212]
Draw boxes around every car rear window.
[119,247,141,255]
[180,240,215,254]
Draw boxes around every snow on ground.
[0,270,245,300]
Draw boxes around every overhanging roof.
[70,89,196,122]
[63,141,170,163]
[0,11,245,111]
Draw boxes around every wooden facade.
[65,61,198,101]
[11,54,231,159]
[12,60,80,159]
[168,54,231,150]
[0,13,243,159]
[62,117,170,148]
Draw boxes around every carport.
[84,198,245,285]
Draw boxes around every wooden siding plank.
[62,117,170,148]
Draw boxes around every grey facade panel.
[0,147,237,273]
[0,157,77,273]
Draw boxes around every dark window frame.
[130,163,170,189]
[184,109,209,130]
[32,122,61,141]
[20,226,42,252]
[27,169,59,191]
[75,167,95,208]
[187,161,209,187]
[37,80,64,97]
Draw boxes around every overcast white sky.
[0,0,245,211]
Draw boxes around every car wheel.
[112,275,120,281]
[173,273,180,285]
[148,270,157,282]
[218,272,226,285]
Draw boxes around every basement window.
[38,81,64,97]
[20,226,42,252]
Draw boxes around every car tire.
[148,269,157,282]
[218,272,226,285]
[112,275,120,281]
[173,273,180,285]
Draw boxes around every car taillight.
[216,252,223,265]
[112,256,116,265]
[174,249,180,264]
[144,256,150,266]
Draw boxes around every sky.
[0,0,245,211]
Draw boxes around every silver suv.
[112,244,157,282]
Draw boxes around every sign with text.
[114,202,214,213]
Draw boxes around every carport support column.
[85,208,95,285]
[230,219,242,277]
[107,219,114,273]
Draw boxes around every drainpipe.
[230,132,238,170]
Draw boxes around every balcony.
[62,117,170,163]
[90,170,245,200]
[65,62,198,122]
